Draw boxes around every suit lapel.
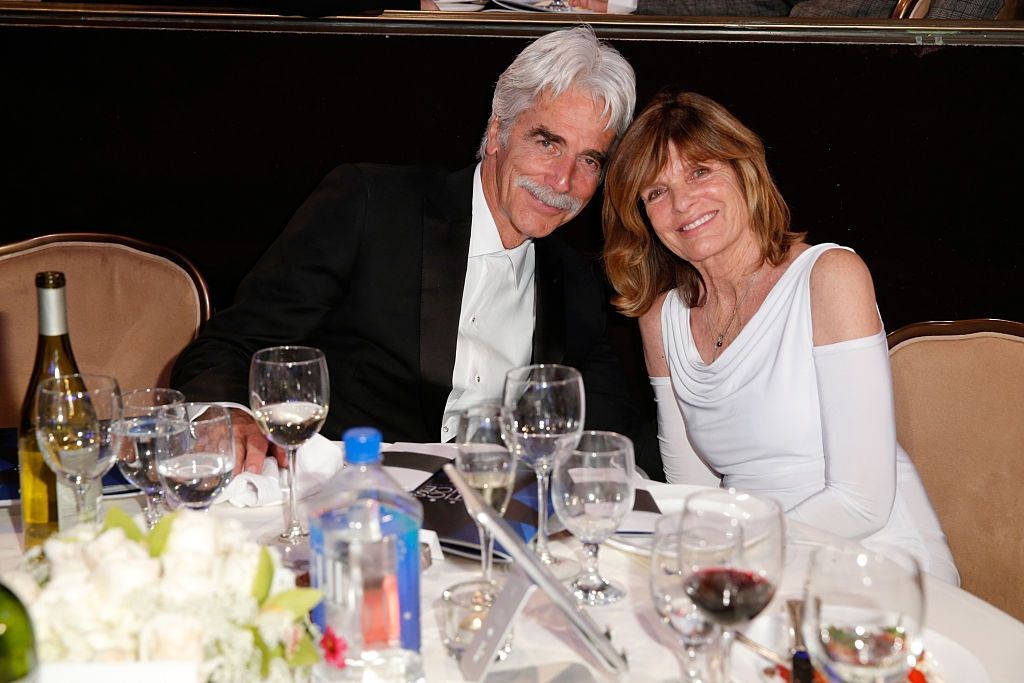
[419,165,474,423]
[532,239,566,364]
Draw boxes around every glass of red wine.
[677,488,785,683]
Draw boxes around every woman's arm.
[640,293,720,486]
[786,249,896,538]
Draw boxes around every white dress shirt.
[440,165,536,442]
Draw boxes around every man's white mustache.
[516,177,582,214]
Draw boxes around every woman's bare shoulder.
[810,247,881,345]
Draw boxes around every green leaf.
[262,588,322,619]
[147,513,176,557]
[250,627,283,678]
[102,507,144,543]
[286,630,320,668]
[251,546,274,605]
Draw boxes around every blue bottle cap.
[343,427,382,464]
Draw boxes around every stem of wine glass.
[533,464,553,563]
[578,542,602,589]
[142,493,161,530]
[714,629,733,683]
[72,478,89,525]
[280,445,305,541]
[476,522,494,583]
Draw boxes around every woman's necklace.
[703,269,760,361]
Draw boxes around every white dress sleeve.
[786,331,898,538]
[651,376,722,486]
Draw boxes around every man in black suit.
[171,27,652,475]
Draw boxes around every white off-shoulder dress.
[658,243,959,584]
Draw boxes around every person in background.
[172,27,656,477]
[601,90,958,583]
[570,0,1007,19]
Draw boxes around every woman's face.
[639,143,752,270]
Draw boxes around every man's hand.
[229,408,287,475]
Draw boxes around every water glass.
[801,546,924,682]
[441,578,513,661]
[155,403,234,512]
[114,387,185,529]
[551,430,634,605]
[649,513,720,681]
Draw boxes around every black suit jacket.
[172,163,648,455]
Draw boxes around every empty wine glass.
[114,387,185,529]
[502,363,584,578]
[249,345,330,572]
[801,546,924,683]
[35,374,123,526]
[155,403,234,512]
[649,513,720,681]
[678,488,785,682]
[455,403,516,585]
[551,430,634,605]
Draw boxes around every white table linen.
[1,480,1022,682]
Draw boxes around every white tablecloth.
[2,482,1023,682]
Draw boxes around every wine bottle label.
[37,287,68,336]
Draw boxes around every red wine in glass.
[685,567,776,626]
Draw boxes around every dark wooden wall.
[2,14,1022,331]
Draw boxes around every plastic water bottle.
[306,427,424,682]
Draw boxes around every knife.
[787,599,815,683]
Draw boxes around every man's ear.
[485,117,502,157]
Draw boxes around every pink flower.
[321,626,348,669]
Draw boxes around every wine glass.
[678,488,785,682]
[801,546,924,683]
[155,403,234,512]
[502,363,584,577]
[649,512,721,681]
[249,345,329,571]
[455,403,516,585]
[113,387,185,529]
[550,430,634,605]
[34,374,123,526]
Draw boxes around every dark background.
[2,16,1021,332]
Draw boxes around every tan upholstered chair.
[0,233,211,428]
[888,319,1024,620]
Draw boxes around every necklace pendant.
[714,335,724,348]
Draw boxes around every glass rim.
[122,387,186,409]
[503,363,582,385]
[251,345,326,365]
[442,578,501,606]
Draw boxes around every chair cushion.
[890,331,1024,620]
[0,241,203,428]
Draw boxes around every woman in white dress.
[602,91,958,584]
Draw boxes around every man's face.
[482,89,615,249]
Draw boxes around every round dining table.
[1,479,1022,682]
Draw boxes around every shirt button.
[471,315,477,324]
[475,375,481,384]
[442,426,449,433]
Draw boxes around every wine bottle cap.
[35,271,66,288]
[343,427,382,464]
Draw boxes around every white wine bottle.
[17,271,95,548]
[0,581,37,682]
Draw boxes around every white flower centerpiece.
[3,508,321,682]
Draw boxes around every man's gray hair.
[477,26,636,159]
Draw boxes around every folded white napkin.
[216,433,344,508]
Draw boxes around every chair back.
[888,319,1024,620]
[0,233,211,428]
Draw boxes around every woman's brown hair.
[603,91,802,317]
